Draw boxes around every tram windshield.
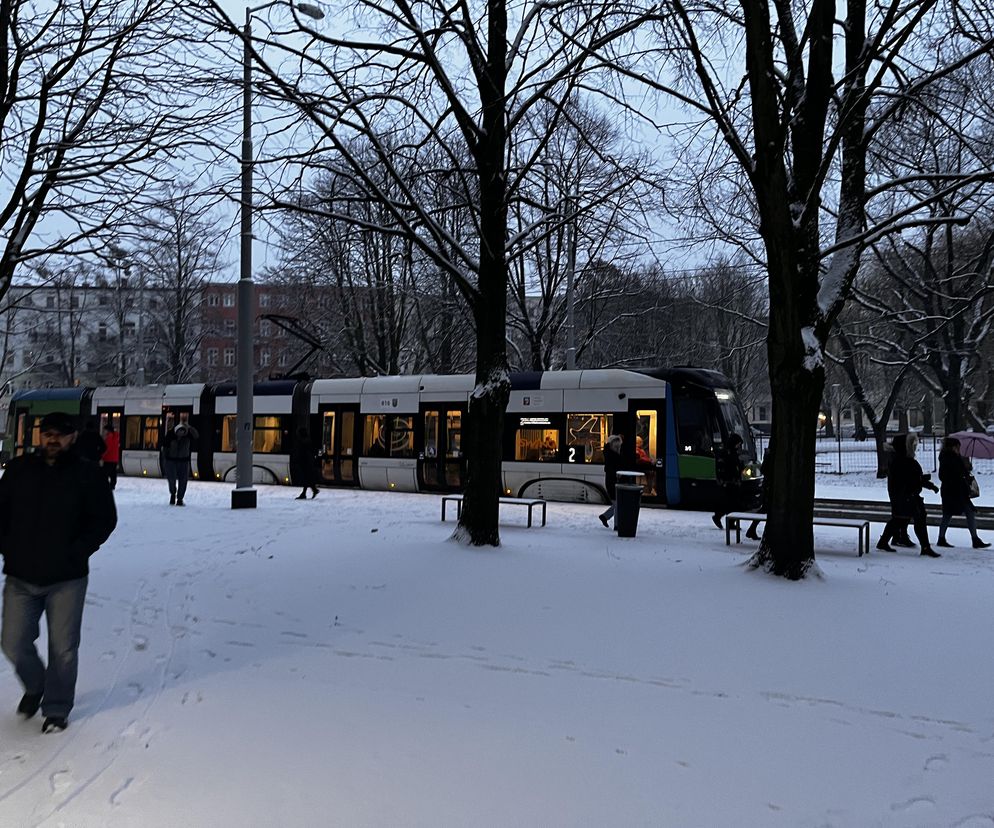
[715,389,754,455]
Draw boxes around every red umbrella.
[949,431,994,459]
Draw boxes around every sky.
[1,470,993,825]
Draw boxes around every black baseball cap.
[39,412,78,435]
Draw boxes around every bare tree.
[131,188,229,383]
[634,0,994,577]
[1,0,231,299]
[196,0,654,545]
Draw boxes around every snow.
[801,325,823,372]
[3,474,994,825]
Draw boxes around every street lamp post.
[232,0,323,510]
[564,188,577,371]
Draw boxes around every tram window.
[516,427,559,461]
[321,411,335,455]
[715,390,753,452]
[635,410,657,462]
[389,415,415,458]
[124,416,160,450]
[424,411,439,458]
[676,398,720,456]
[364,415,386,456]
[253,416,283,453]
[446,411,461,457]
[566,414,613,463]
[341,412,355,456]
[221,415,236,452]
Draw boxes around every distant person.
[290,427,320,500]
[712,433,745,530]
[101,423,120,490]
[598,434,624,528]
[937,436,989,549]
[0,411,117,733]
[635,436,650,463]
[161,416,199,506]
[745,445,772,541]
[877,433,940,556]
[73,419,105,464]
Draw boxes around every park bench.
[441,494,547,528]
[724,512,871,557]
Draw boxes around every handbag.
[968,474,980,499]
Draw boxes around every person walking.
[598,434,624,528]
[0,412,117,733]
[937,436,990,549]
[290,427,320,500]
[73,419,105,464]
[101,422,120,490]
[161,416,199,506]
[877,433,940,556]
[745,444,772,540]
[712,433,745,529]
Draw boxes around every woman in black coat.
[878,433,940,556]
[290,428,319,500]
[937,437,989,548]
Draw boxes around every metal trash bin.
[615,471,644,538]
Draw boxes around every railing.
[752,433,986,475]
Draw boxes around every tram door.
[317,405,358,486]
[630,401,663,504]
[418,407,466,491]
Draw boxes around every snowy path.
[1,478,993,826]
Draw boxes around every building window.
[70,296,79,308]
[758,406,767,421]
[259,293,269,308]
[259,320,271,337]
[260,349,270,367]
[98,323,107,342]
[277,352,288,366]
[207,347,218,367]
[124,322,136,338]
[46,296,54,308]
[223,293,234,307]
[224,319,235,334]
[99,294,108,306]
[207,293,219,307]
[224,348,235,367]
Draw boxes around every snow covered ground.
[2,474,994,826]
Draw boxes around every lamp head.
[296,2,324,18]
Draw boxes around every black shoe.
[745,529,760,540]
[973,538,991,549]
[176,499,184,506]
[920,547,941,558]
[169,494,176,505]
[17,693,42,719]
[876,539,896,552]
[42,716,67,733]
[296,493,307,500]
[311,488,319,498]
[712,515,723,530]
[936,539,954,548]
[893,538,916,548]
[599,514,609,528]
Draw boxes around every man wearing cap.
[0,412,117,733]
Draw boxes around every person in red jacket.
[101,422,121,490]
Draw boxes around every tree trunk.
[455,0,509,547]
[748,341,823,579]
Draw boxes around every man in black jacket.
[0,412,117,733]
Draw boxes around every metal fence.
[752,434,987,475]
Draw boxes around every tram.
[5,367,760,509]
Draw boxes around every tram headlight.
[742,462,760,481]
